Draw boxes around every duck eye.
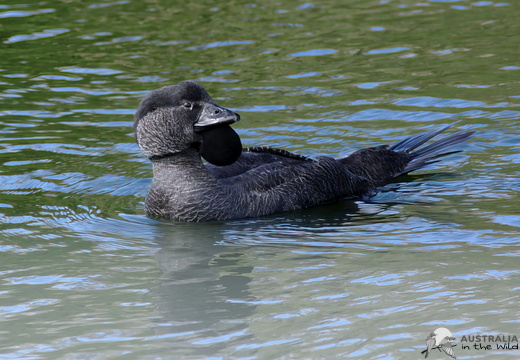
[182,102,193,110]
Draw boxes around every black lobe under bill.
[199,125,242,166]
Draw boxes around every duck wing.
[206,146,313,179]
[206,125,473,218]
[212,152,371,218]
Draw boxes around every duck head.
[134,80,242,166]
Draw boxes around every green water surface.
[1,0,519,359]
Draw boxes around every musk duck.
[134,80,473,222]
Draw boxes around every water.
[1,0,519,359]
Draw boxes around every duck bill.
[194,102,240,131]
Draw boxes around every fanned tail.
[390,124,452,152]
[396,126,474,175]
[340,124,474,188]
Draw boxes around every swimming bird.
[134,80,473,222]
[422,327,457,359]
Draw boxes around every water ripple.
[0,8,55,18]
[4,29,69,44]
[185,40,254,51]
[88,0,129,9]
[289,49,337,57]
[57,67,123,76]
[364,47,409,55]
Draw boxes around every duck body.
[146,148,368,221]
[135,81,473,222]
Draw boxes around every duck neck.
[151,147,202,166]
[150,147,212,182]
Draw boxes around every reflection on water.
[1,0,519,358]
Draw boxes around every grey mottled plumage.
[134,81,474,222]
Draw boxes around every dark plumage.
[134,80,474,222]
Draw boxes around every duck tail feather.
[400,131,474,175]
[389,124,453,152]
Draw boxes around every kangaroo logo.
[421,327,457,359]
